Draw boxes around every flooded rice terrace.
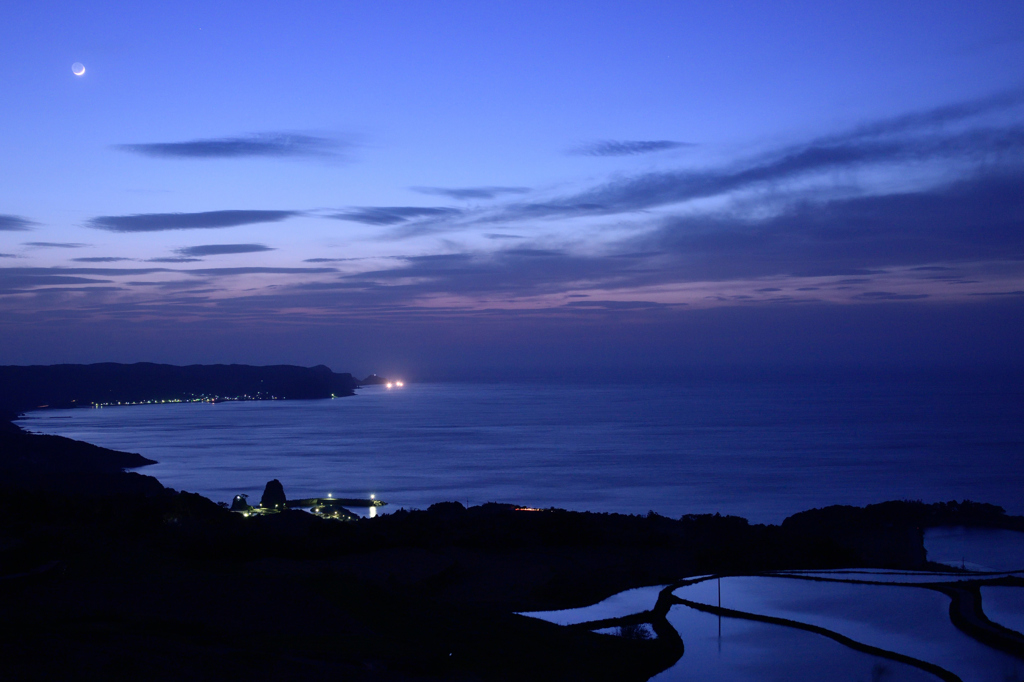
[523,528,1024,681]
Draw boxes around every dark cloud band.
[115,133,341,159]
[571,140,693,156]
[88,210,300,232]
[640,172,1024,280]
[175,244,275,257]
[330,206,461,225]
[411,186,531,200]
[0,215,36,231]
[183,267,336,276]
[496,127,1024,222]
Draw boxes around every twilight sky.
[2,1,1023,378]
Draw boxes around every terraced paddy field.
[525,544,1024,682]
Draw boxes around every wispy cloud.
[285,171,1024,306]
[175,244,275,257]
[412,186,531,200]
[0,265,338,298]
[404,90,1012,230]
[147,257,204,263]
[563,299,673,309]
[819,87,1024,144]
[183,266,336,276]
[128,280,213,289]
[570,140,694,156]
[0,215,36,231]
[6,91,1023,327]
[0,253,20,259]
[488,127,1024,224]
[71,257,134,263]
[636,172,1024,280]
[115,133,343,159]
[0,274,114,293]
[88,210,300,232]
[1,266,168,276]
[329,206,462,225]
[343,248,651,297]
[362,93,1024,246]
[0,266,172,294]
[22,242,88,248]
[855,291,930,301]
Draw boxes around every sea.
[16,375,1024,524]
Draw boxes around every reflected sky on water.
[925,527,1024,572]
[655,605,940,682]
[519,585,665,626]
[674,576,1024,682]
[980,586,1024,636]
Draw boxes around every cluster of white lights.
[91,393,280,408]
[385,380,405,389]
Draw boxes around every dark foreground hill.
[3,414,1022,680]
[0,362,358,413]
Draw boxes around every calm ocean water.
[17,378,1024,524]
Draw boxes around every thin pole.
[718,576,722,647]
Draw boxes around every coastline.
[3,364,1024,679]
[18,374,1024,524]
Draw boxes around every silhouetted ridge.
[0,418,162,497]
[0,362,358,412]
[783,499,1024,533]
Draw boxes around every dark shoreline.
[3,364,1024,679]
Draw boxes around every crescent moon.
[72,63,86,76]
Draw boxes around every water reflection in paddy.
[651,606,939,682]
[980,586,1024,636]
[774,569,1024,584]
[519,584,665,626]
[674,576,1024,682]
[594,623,659,640]
[925,527,1024,572]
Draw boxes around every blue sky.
[2,1,1022,376]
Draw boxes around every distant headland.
[0,362,361,413]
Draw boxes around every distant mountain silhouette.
[0,362,358,413]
